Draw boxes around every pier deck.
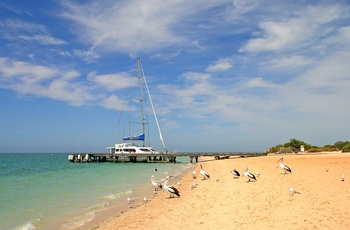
[68,152,267,163]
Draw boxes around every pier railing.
[68,152,267,163]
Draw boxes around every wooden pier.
[68,152,267,163]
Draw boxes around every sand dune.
[89,153,350,230]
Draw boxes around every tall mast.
[137,57,146,147]
[138,58,166,151]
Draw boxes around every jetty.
[68,152,267,163]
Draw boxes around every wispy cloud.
[59,0,229,56]
[240,4,346,53]
[0,19,65,45]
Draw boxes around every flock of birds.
[128,156,346,204]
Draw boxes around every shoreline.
[87,152,350,230]
[71,160,192,230]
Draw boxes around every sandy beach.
[88,152,350,230]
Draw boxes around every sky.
[1,0,349,153]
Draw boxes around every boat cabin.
[107,143,159,154]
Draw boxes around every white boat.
[107,58,166,155]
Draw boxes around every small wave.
[16,215,43,230]
[103,189,133,200]
[61,211,96,229]
[17,223,36,230]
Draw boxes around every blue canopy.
[123,133,145,141]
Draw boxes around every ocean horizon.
[0,152,191,230]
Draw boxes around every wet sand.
[87,152,350,230]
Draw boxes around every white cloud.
[206,58,233,72]
[243,77,277,88]
[0,58,94,106]
[240,4,346,53]
[88,72,137,91]
[0,58,57,82]
[101,95,130,110]
[263,55,314,70]
[159,118,180,131]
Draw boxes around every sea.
[0,153,192,230]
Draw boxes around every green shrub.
[342,143,350,152]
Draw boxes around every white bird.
[143,197,148,203]
[127,197,134,204]
[289,187,300,197]
[190,183,197,190]
[277,157,292,174]
[192,165,197,179]
[150,175,163,191]
[342,174,345,181]
[200,164,210,180]
[163,176,180,198]
[231,169,240,178]
[243,167,257,182]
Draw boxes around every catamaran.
[107,58,166,155]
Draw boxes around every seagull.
[342,174,345,181]
[192,165,197,179]
[243,167,257,182]
[200,164,210,180]
[190,183,197,190]
[151,175,163,191]
[231,169,240,178]
[289,187,300,197]
[277,157,292,174]
[163,176,180,198]
[127,197,134,204]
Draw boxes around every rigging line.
[117,111,123,143]
[139,61,166,150]
[118,111,123,123]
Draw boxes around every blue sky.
[1,0,349,153]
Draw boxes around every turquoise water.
[0,153,191,230]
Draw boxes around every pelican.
[231,169,240,178]
[192,165,197,179]
[200,164,210,180]
[277,157,292,174]
[243,167,257,182]
[163,176,180,198]
[289,187,300,197]
[150,175,163,191]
